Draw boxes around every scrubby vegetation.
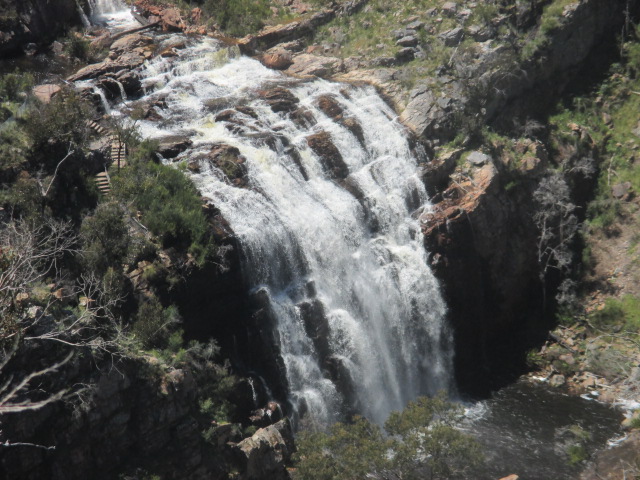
[294,393,483,480]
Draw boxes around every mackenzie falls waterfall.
[91,25,454,425]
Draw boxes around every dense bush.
[112,140,215,264]
[81,202,131,275]
[132,297,181,349]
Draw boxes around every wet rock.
[259,87,299,113]
[316,95,344,120]
[157,136,193,159]
[341,117,365,146]
[299,299,331,361]
[260,48,294,70]
[115,70,142,97]
[439,27,464,46]
[306,131,349,180]
[208,144,248,187]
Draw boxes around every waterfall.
[87,0,126,16]
[105,38,453,426]
[87,0,138,30]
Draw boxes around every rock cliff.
[0,0,81,56]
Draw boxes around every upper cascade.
[98,35,453,426]
[88,0,127,15]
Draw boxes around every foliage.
[589,295,640,333]
[64,32,91,61]
[81,202,130,276]
[131,297,181,349]
[0,70,34,122]
[521,0,576,59]
[294,393,483,480]
[111,140,215,264]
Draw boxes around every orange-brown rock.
[260,48,293,70]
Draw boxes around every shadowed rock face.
[0,0,81,56]
[422,160,542,395]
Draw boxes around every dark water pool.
[462,380,623,480]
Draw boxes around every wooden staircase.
[94,171,111,196]
[110,136,127,170]
[86,120,128,197]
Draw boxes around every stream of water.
[119,35,453,426]
[68,3,626,477]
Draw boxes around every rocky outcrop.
[401,0,638,144]
[421,149,546,394]
[234,419,294,480]
[0,0,81,56]
[0,360,228,480]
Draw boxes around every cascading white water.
[87,0,138,30]
[106,37,453,425]
[88,0,126,15]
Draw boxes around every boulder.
[234,419,293,480]
[32,84,61,104]
[396,47,416,62]
[406,20,425,30]
[157,136,193,159]
[467,151,490,166]
[549,374,566,387]
[208,144,248,187]
[261,48,293,70]
[316,95,344,120]
[396,35,418,47]
[286,53,340,78]
[109,33,153,59]
[259,87,300,113]
[160,8,185,32]
[611,181,632,200]
[439,27,464,46]
[442,2,458,15]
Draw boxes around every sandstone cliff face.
[0,0,81,56]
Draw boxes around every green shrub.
[65,33,91,61]
[295,392,483,480]
[81,202,130,275]
[0,70,34,103]
[112,141,215,264]
[131,298,180,349]
[589,295,640,332]
[201,0,271,36]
